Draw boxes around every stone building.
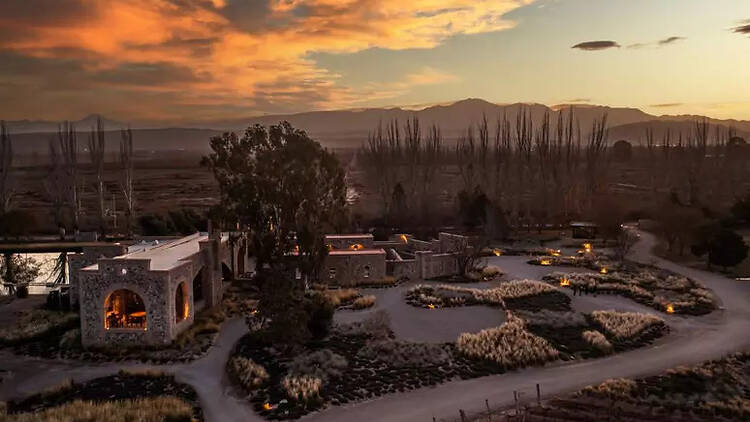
[319,232,468,286]
[76,232,240,348]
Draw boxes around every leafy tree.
[256,269,310,348]
[458,187,490,230]
[707,229,748,270]
[305,291,335,340]
[202,122,347,281]
[1,254,41,297]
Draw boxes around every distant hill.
[5,99,749,152]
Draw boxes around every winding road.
[1,230,749,422]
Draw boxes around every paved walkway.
[0,230,748,422]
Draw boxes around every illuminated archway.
[175,282,189,323]
[104,289,146,330]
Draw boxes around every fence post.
[513,391,519,415]
[536,383,541,406]
[486,399,492,422]
[459,409,467,422]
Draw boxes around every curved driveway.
[1,230,748,422]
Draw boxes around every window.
[295,268,302,280]
[329,268,336,279]
[175,282,189,323]
[193,269,204,302]
[363,266,370,278]
[104,289,146,330]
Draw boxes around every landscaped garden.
[505,352,750,422]
[0,370,202,422]
[543,264,717,315]
[228,275,670,420]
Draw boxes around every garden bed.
[544,264,716,315]
[229,307,668,420]
[3,370,202,421]
[405,280,571,312]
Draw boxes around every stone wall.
[438,232,469,253]
[419,252,459,279]
[69,244,127,307]
[323,252,386,286]
[79,259,173,348]
[325,234,374,250]
[387,259,418,280]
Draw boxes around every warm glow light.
[263,403,273,411]
[560,277,570,287]
[493,248,503,256]
[549,249,561,257]
[251,309,259,315]
[540,259,552,266]
[428,304,436,310]
[583,243,592,252]
[600,267,608,274]
[350,243,364,251]
[666,304,675,314]
[400,234,408,244]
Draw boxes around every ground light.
[666,304,675,314]
[540,259,552,266]
[560,277,571,287]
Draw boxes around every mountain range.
[4,99,750,154]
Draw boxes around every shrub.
[305,293,335,340]
[336,310,391,340]
[582,330,613,354]
[0,310,79,345]
[407,280,558,309]
[591,310,664,340]
[352,295,376,309]
[358,340,450,368]
[287,349,348,381]
[457,313,559,368]
[282,375,322,402]
[58,329,81,349]
[231,356,270,390]
[516,310,587,328]
[2,397,193,422]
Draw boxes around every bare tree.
[120,127,135,237]
[0,121,14,215]
[58,122,80,232]
[45,138,66,235]
[89,117,107,235]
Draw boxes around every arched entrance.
[193,268,204,302]
[175,282,188,323]
[104,289,147,330]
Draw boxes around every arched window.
[193,268,204,302]
[104,289,146,330]
[175,282,189,323]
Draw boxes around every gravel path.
[1,229,748,422]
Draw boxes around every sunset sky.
[1,0,749,123]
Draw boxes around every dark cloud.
[658,36,686,45]
[627,43,648,49]
[571,41,620,51]
[733,24,750,35]
[650,103,683,108]
[93,62,209,86]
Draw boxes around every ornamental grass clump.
[494,279,557,299]
[456,313,559,368]
[582,330,613,354]
[352,295,376,309]
[591,310,664,340]
[231,356,270,390]
[3,397,194,422]
[282,375,322,402]
[324,289,360,307]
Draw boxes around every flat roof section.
[328,248,385,256]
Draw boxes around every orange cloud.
[0,0,534,120]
